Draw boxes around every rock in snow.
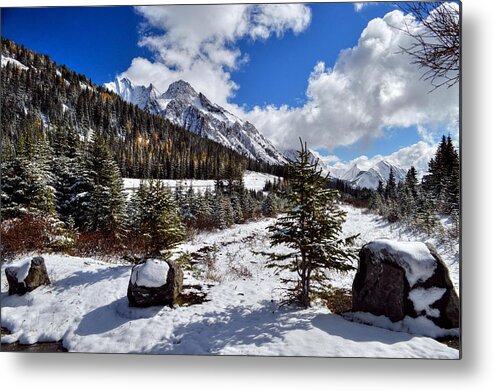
[127,259,183,307]
[352,240,459,329]
[5,256,51,296]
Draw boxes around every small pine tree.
[1,156,56,218]
[86,133,125,232]
[262,192,279,217]
[230,193,243,224]
[128,180,185,255]
[384,168,397,201]
[268,140,358,308]
[404,166,419,198]
[212,192,227,230]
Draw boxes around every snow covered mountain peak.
[108,77,287,166]
[161,80,198,100]
[329,159,406,190]
[105,76,160,111]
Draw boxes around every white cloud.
[354,3,367,13]
[244,8,459,151]
[119,4,311,107]
[354,2,380,13]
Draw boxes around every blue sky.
[2,4,393,106]
[1,3,459,169]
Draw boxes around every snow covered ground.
[1,205,459,358]
[123,171,280,195]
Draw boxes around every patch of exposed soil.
[1,327,67,353]
[175,284,209,306]
[322,288,353,314]
[436,336,460,350]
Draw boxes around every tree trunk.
[300,251,310,308]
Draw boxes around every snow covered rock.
[5,256,51,295]
[127,259,183,307]
[352,240,459,329]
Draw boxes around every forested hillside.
[1,38,284,179]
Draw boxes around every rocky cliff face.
[106,78,287,166]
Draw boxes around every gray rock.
[127,258,183,307]
[352,241,459,329]
[5,256,51,295]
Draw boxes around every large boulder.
[352,240,459,329]
[5,256,51,295]
[127,258,183,307]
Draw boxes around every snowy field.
[123,171,280,194]
[1,205,459,358]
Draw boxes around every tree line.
[367,135,460,236]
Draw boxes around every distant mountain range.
[283,147,406,190]
[328,160,406,190]
[105,77,287,166]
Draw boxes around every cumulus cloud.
[119,4,311,106]
[244,9,459,151]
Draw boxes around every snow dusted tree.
[86,132,125,232]
[223,195,235,227]
[405,166,419,198]
[181,185,196,226]
[268,140,358,308]
[262,192,279,217]
[384,168,397,201]
[414,195,438,235]
[1,155,56,218]
[230,193,243,223]
[422,135,459,214]
[211,192,228,230]
[128,180,185,255]
[49,127,93,228]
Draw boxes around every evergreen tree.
[384,168,397,201]
[1,156,56,218]
[262,192,279,217]
[422,135,460,214]
[86,132,125,232]
[230,193,243,224]
[212,192,228,230]
[377,180,385,196]
[268,140,358,308]
[193,190,213,229]
[49,127,93,227]
[128,180,185,255]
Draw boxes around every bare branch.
[395,1,460,91]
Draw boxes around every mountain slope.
[1,38,283,180]
[105,77,287,166]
